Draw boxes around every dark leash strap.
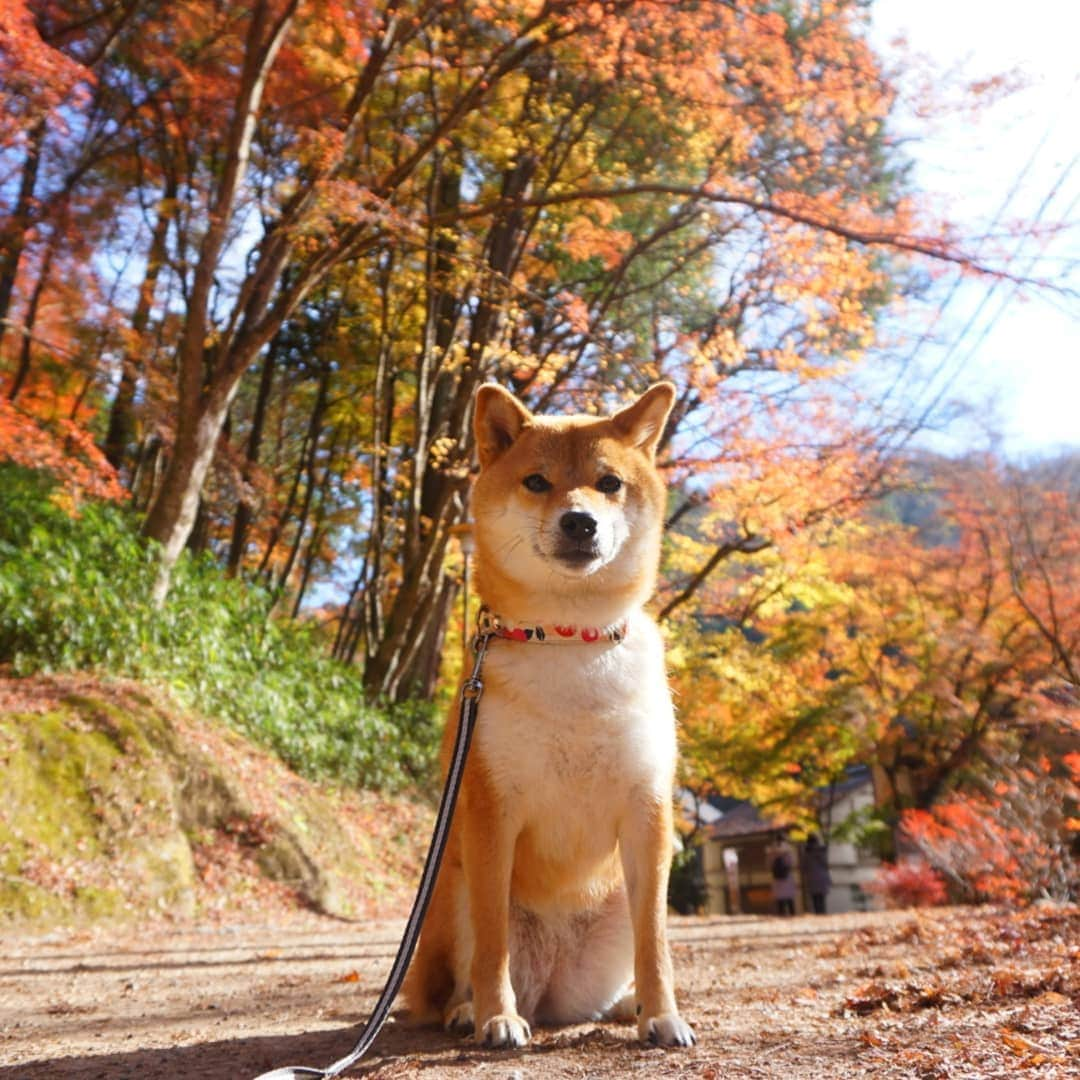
[253,630,493,1080]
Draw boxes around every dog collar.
[476,606,627,644]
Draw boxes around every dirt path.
[1,906,1077,1079]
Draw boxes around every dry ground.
[1,905,1077,1079]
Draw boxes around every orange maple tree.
[672,451,1079,900]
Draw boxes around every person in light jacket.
[767,832,797,916]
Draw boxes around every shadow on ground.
[0,1017,490,1079]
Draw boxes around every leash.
[253,629,493,1080]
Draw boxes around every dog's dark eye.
[596,474,622,495]
[522,473,552,493]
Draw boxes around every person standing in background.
[802,833,832,915]
[768,832,797,916]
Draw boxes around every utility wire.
[888,149,1080,453]
[876,74,1080,450]
[878,73,1080,418]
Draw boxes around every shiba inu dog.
[403,382,695,1051]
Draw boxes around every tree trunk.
[0,121,45,363]
[142,390,233,604]
[6,232,57,402]
[139,0,300,602]
[276,379,332,597]
[400,575,456,699]
[130,434,162,511]
[104,177,177,470]
[256,360,329,583]
[226,335,279,574]
[290,443,338,619]
[186,497,210,555]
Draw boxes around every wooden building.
[698,767,883,916]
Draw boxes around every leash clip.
[462,630,493,702]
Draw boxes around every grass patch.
[0,464,437,790]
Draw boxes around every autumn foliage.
[0,396,124,502]
[864,860,948,909]
[673,452,1079,901]
[898,758,1079,904]
[2,0,983,620]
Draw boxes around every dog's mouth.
[555,547,600,565]
[551,541,604,570]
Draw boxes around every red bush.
[898,772,1079,905]
[866,859,948,908]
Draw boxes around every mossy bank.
[0,675,430,927]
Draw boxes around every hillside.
[0,674,432,927]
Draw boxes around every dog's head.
[470,383,674,618]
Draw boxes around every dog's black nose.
[559,511,597,539]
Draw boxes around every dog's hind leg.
[535,888,634,1025]
[403,856,463,1026]
[442,887,476,1035]
[604,986,638,1022]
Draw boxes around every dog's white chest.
[476,613,676,837]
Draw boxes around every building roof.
[824,763,873,799]
[706,766,874,841]
[707,800,783,841]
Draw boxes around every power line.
[880,73,1080,424]
[906,150,1078,423]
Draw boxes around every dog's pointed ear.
[475,384,532,467]
[611,382,675,459]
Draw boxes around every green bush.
[0,464,438,790]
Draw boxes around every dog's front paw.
[481,1013,531,1049]
[444,1000,474,1036]
[640,1012,696,1048]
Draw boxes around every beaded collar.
[476,606,628,645]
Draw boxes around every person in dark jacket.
[802,833,832,914]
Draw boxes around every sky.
[868,0,1079,460]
